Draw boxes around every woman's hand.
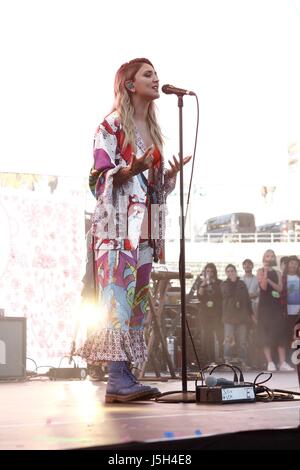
[198,282,207,296]
[113,145,154,187]
[167,155,192,178]
[257,268,268,290]
[129,145,154,175]
[90,168,101,177]
[266,274,283,293]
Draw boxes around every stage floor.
[0,371,299,450]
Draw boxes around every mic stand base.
[155,391,195,403]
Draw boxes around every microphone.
[205,376,235,387]
[162,84,195,96]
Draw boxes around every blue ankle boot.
[105,361,156,403]
[126,363,161,399]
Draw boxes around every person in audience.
[241,259,259,318]
[197,263,223,364]
[221,264,254,368]
[257,249,293,371]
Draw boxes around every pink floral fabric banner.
[0,173,87,363]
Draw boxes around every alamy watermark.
[92,197,190,241]
[291,338,300,366]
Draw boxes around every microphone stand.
[157,94,194,403]
[178,95,188,396]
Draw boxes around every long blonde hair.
[113,58,163,154]
[262,249,277,266]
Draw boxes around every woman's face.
[132,63,159,101]
[226,267,237,282]
[205,267,215,280]
[263,250,276,267]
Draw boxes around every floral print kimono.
[78,111,176,364]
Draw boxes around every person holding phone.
[197,263,223,364]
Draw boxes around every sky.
[0,0,299,189]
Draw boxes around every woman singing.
[78,58,191,402]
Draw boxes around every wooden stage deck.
[0,371,299,450]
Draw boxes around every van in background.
[199,212,256,242]
[257,220,300,242]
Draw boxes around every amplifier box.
[48,367,87,380]
[0,317,26,380]
[196,384,256,404]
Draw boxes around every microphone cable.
[207,363,239,383]
[252,372,300,402]
[184,93,200,226]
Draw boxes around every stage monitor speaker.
[0,317,26,379]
